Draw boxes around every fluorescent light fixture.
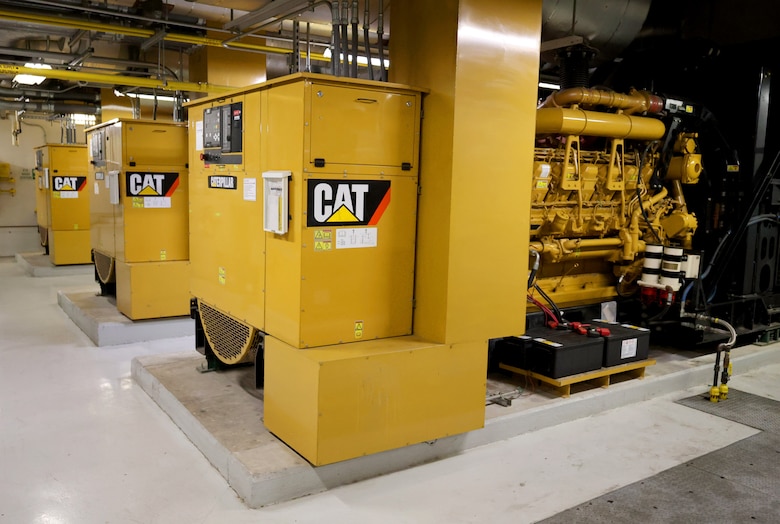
[14,63,52,85]
[70,114,96,126]
[538,81,561,90]
[322,48,390,69]
[113,89,184,103]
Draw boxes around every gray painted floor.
[2,255,779,523]
[540,390,780,523]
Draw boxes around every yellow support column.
[391,0,541,344]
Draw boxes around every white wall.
[0,115,87,256]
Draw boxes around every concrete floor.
[2,255,779,523]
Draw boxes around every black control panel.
[202,102,243,164]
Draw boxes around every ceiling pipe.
[11,0,234,34]
[0,8,326,59]
[0,99,99,114]
[0,48,182,82]
[0,63,232,94]
[0,86,99,102]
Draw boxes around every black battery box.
[590,319,650,367]
[525,327,604,379]
[492,335,534,371]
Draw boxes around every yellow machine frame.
[33,144,91,265]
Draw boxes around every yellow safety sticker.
[314,229,333,251]
[536,180,549,189]
[218,266,226,285]
[53,192,60,199]
[354,321,364,339]
[160,249,167,261]
[132,197,144,208]
[726,165,740,172]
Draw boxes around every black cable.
[534,284,564,323]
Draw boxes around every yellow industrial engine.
[531,88,703,309]
[33,144,91,265]
[86,119,190,320]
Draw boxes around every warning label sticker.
[336,227,377,249]
[314,229,332,252]
[354,320,364,339]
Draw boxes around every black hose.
[363,27,373,80]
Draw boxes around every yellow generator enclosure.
[33,144,91,265]
[87,119,190,320]
[183,74,487,466]
[188,74,420,356]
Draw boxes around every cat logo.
[52,176,87,192]
[126,172,180,197]
[307,180,391,227]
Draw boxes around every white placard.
[336,227,377,249]
[144,196,171,208]
[621,338,638,359]
[244,177,257,202]
[94,182,100,195]
[58,191,78,199]
[195,121,203,151]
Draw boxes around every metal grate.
[93,251,115,284]
[199,300,260,365]
[676,388,780,432]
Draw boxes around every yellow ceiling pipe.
[0,8,328,61]
[0,63,233,94]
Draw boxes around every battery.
[491,335,534,371]
[590,320,650,367]
[525,327,604,379]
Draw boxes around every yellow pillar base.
[264,335,486,466]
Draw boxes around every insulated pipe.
[363,2,374,81]
[536,108,666,140]
[377,0,386,81]
[331,2,341,76]
[539,87,665,115]
[0,100,99,114]
[351,0,359,78]
[341,1,349,76]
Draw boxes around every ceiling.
[0,0,777,120]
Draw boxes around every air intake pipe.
[539,87,665,115]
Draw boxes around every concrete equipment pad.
[16,252,93,277]
[59,291,194,346]
[131,343,780,508]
